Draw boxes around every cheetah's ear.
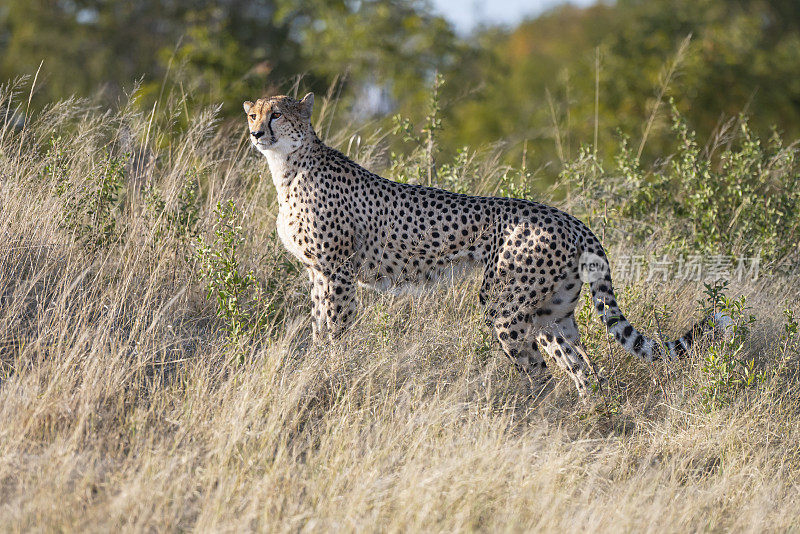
[243,101,254,114]
[299,92,314,120]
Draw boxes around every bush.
[194,200,300,345]
[698,281,761,411]
[556,101,800,265]
[55,148,128,251]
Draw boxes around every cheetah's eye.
[271,112,282,120]
[249,114,256,120]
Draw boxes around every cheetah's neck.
[262,137,322,198]
[264,150,292,194]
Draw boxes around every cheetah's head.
[243,93,314,156]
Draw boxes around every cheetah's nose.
[251,130,265,139]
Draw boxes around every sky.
[430,0,599,34]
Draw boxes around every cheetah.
[243,93,731,396]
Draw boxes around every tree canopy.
[2,0,800,174]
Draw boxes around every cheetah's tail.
[584,252,733,362]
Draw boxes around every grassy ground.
[1,85,799,532]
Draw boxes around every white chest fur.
[263,150,290,194]
[275,204,305,262]
[263,147,308,263]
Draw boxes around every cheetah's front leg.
[308,269,326,341]
[308,267,357,342]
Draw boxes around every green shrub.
[698,281,762,411]
[389,72,452,188]
[194,200,264,342]
[144,168,201,246]
[39,135,70,184]
[55,148,127,251]
[556,102,800,264]
[194,200,299,345]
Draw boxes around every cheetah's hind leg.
[480,278,555,397]
[492,316,555,398]
[536,315,606,397]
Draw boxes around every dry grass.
[1,82,799,533]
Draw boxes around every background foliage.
[3,0,800,173]
[2,1,800,530]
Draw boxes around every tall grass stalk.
[0,79,798,532]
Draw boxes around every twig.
[657,402,706,421]
[601,300,619,393]
[16,60,43,161]
[637,34,692,161]
[545,88,565,164]
[594,47,600,158]
[652,309,670,404]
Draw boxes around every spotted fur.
[244,93,731,396]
